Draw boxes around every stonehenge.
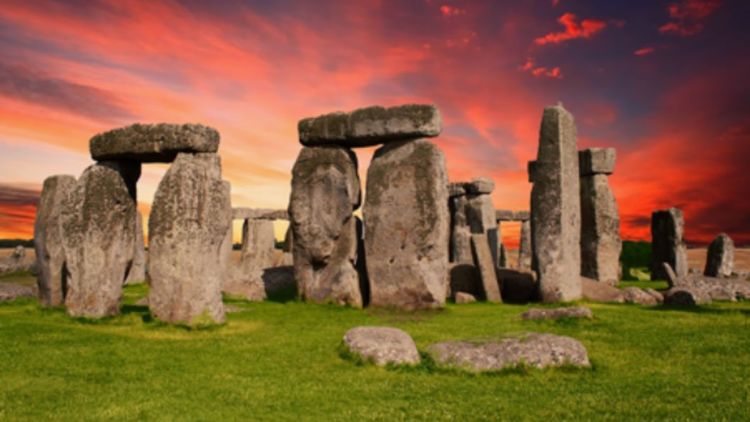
[124,211,147,285]
[650,208,688,280]
[704,233,734,278]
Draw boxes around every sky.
[0,0,748,246]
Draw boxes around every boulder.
[470,234,502,302]
[223,277,266,302]
[364,139,450,309]
[0,282,35,302]
[0,246,33,275]
[124,211,147,285]
[663,287,711,306]
[454,292,477,304]
[60,162,137,318]
[148,153,230,325]
[289,146,362,307]
[90,123,219,162]
[651,208,688,280]
[622,287,661,306]
[581,276,624,303]
[530,105,582,302]
[299,104,441,147]
[704,233,734,278]
[427,333,590,372]
[342,326,420,366]
[521,306,593,320]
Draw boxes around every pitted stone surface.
[521,306,593,320]
[60,163,136,318]
[651,208,688,280]
[34,175,76,306]
[289,146,362,307]
[530,104,582,302]
[580,172,621,286]
[364,139,449,309]
[299,104,441,147]
[343,326,420,366]
[148,153,230,325]
[704,233,734,278]
[427,333,590,372]
[90,123,219,162]
[579,148,615,176]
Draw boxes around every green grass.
[1,274,749,421]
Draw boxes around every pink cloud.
[634,47,655,56]
[439,5,464,17]
[535,13,607,45]
[659,0,721,36]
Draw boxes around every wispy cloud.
[535,13,606,45]
[634,47,655,56]
[659,0,721,36]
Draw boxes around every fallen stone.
[455,292,477,304]
[579,148,615,176]
[580,167,621,286]
[261,266,296,298]
[521,306,593,320]
[651,208,688,280]
[427,333,590,372]
[60,163,137,318]
[342,326,420,366]
[581,276,624,303]
[470,234,502,302]
[622,287,661,306]
[289,146,362,307]
[663,287,711,306]
[704,233,734,278]
[90,123,219,162]
[643,288,664,304]
[530,104,582,302]
[449,192,473,263]
[0,282,35,302]
[299,104,441,147]
[148,153,230,325]
[365,139,449,309]
[124,211,147,285]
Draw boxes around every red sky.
[0,0,748,246]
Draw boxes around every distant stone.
[651,208,688,280]
[232,208,289,220]
[0,282,35,302]
[449,191,473,263]
[260,266,296,298]
[0,245,32,275]
[495,210,531,222]
[342,326,420,366]
[579,148,616,176]
[521,306,593,320]
[518,220,532,271]
[448,182,467,197]
[427,333,590,372]
[470,234,502,302]
[223,277,267,302]
[465,177,494,194]
[465,186,498,264]
[124,211,147,285]
[663,287,711,306]
[365,139,449,309]
[704,233,734,278]
[622,287,661,306]
[239,219,276,274]
[90,123,219,162]
[454,292,477,304]
[581,276,624,303]
[497,268,537,303]
[643,288,664,304]
[299,104,441,147]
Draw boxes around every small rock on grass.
[342,326,420,366]
[521,306,593,320]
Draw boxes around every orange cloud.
[534,13,606,45]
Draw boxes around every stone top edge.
[89,123,220,162]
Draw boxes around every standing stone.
[283,225,294,253]
[465,178,498,265]
[365,139,449,309]
[289,146,362,307]
[231,218,276,288]
[579,148,621,286]
[704,233,734,278]
[219,182,233,284]
[448,183,472,263]
[34,175,76,306]
[529,104,582,302]
[148,153,230,325]
[60,163,137,318]
[124,211,147,285]
[518,220,532,271]
[470,234,502,302]
[650,208,688,280]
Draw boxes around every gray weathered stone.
[471,234,502,302]
[0,282,35,302]
[365,139,449,309]
[651,208,688,280]
[449,192,473,263]
[34,175,76,306]
[579,147,615,176]
[448,182,467,197]
[219,181,233,284]
[90,123,219,162]
[518,220,532,271]
[465,180,498,264]
[704,233,734,278]
[343,326,420,366]
[465,177,494,195]
[232,208,289,220]
[622,287,661,306]
[124,211,147,285]
[521,306,592,320]
[148,153,230,325]
[289,146,362,307]
[283,225,293,253]
[240,219,276,273]
[580,276,624,303]
[299,104,441,147]
[530,104,582,302]
[663,287,711,306]
[455,291,477,304]
[60,163,137,318]
[495,210,530,222]
[427,333,590,372]
[580,157,621,286]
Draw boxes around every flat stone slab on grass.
[0,282,35,302]
[622,287,663,306]
[342,326,420,366]
[90,123,219,162]
[521,306,593,320]
[299,104,441,147]
[427,333,590,372]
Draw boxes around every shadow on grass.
[644,304,750,316]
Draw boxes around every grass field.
[1,273,749,420]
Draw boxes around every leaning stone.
[299,104,441,147]
[579,148,615,176]
[60,163,137,318]
[465,177,494,195]
[34,175,76,306]
[289,146,362,307]
[148,153,230,325]
[530,104,582,302]
[124,211,147,285]
[581,276,624,303]
[427,333,590,372]
[622,287,660,306]
[663,287,711,306]
[704,233,734,278]
[454,292,477,304]
[342,326,420,366]
[521,306,592,320]
[471,234,502,302]
[580,170,621,286]
[0,282,35,302]
[651,208,688,280]
[90,123,219,162]
[365,139,449,309]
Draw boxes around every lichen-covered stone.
[651,208,688,280]
[148,153,230,325]
[60,163,137,318]
[34,175,76,306]
[90,123,219,162]
[704,233,734,278]
[364,139,449,309]
[289,146,362,307]
[343,326,420,366]
[579,148,615,176]
[530,104,582,302]
[299,104,441,147]
[580,172,621,286]
[124,211,147,285]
